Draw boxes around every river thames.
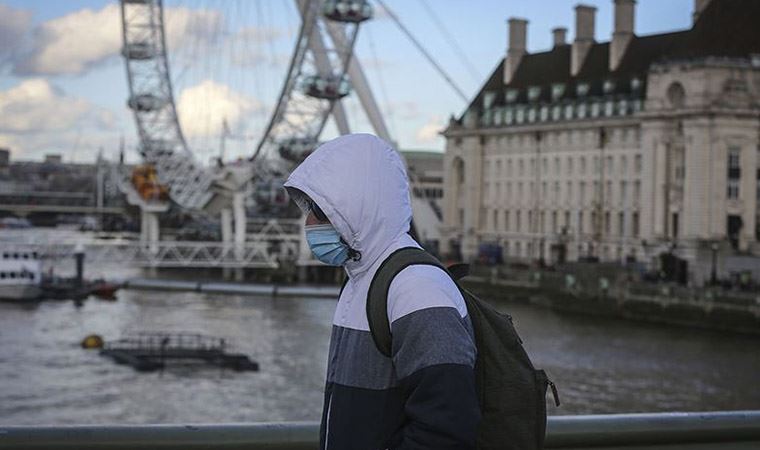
[1,283,759,425]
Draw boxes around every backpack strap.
[366,247,450,357]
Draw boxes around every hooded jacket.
[284,134,479,450]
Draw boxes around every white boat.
[0,248,42,301]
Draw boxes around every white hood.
[283,133,412,278]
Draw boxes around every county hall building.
[442,0,760,284]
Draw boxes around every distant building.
[402,150,444,253]
[442,0,760,284]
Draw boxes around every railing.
[1,411,759,449]
[6,241,289,269]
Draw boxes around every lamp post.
[710,241,719,285]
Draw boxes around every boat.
[0,248,42,301]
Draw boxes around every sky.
[0,0,694,164]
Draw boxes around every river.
[1,284,759,425]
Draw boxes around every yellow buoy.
[81,334,104,349]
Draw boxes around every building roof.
[458,0,760,122]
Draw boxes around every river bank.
[462,268,760,336]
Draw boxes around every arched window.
[667,82,686,109]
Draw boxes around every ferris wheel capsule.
[277,137,318,163]
[122,42,156,60]
[301,74,351,100]
[323,0,372,23]
[128,94,168,112]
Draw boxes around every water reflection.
[0,289,758,425]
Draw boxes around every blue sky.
[0,0,693,163]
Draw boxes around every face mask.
[305,224,350,266]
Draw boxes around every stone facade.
[442,0,760,285]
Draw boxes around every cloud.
[0,4,32,70]
[0,79,92,132]
[176,79,260,137]
[11,4,223,76]
[415,116,445,144]
[0,79,123,160]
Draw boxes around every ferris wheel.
[120,0,375,212]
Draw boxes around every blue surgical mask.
[305,224,350,266]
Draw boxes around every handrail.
[1,411,759,449]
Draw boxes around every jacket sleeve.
[387,288,480,449]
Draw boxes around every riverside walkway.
[1,411,759,449]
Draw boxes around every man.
[284,133,480,450]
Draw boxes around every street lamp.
[710,241,719,285]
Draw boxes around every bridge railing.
[1,411,758,449]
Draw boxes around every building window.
[528,86,542,102]
[605,181,612,204]
[505,211,510,231]
[672,213,679,239]
[552,105,562,121]
[727,180,740,199]
[540,106,549,121]
[493,210,499,231]
[727,147,741,199]
[618,212,625,236]
[632,212,639,237]
[603,80,616,94]
[621,156,627,174]
[606,156,613,173]
[506,89,519,103]
[579,181,586,205]
[540,211,546,233]
[567,181,573,203]
[635,154,642,173]
[621,181,627,205]
[604,212,611,235]
[667,82,686,109]
[554,182,560,203]
[518,159,525,176]
[567,157,573,175]
[552,211,558,233]
[564,104,574,120]
[554,157,560,175]
[552,83,566,101]
[577,102,587,119]
[634,181,641,204]
[591,102,600,117]
[516,210,522,232]
[580,157,587,174]
[577,83,590,97]
[578,211,584,234]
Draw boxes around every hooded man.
[284,133,480,450]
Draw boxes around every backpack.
[366,247,560,450]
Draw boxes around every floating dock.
[96,333,259,372]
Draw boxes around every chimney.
[552,27,568,47]
[572,5,596,76]
[610,0,635,72]
[693,0,711,24]
[504,18,528,85]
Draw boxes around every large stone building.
[442,0,760,284]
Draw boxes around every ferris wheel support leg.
[140,208,160,255]
[221,208,233,279]
[233,191,246,281]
